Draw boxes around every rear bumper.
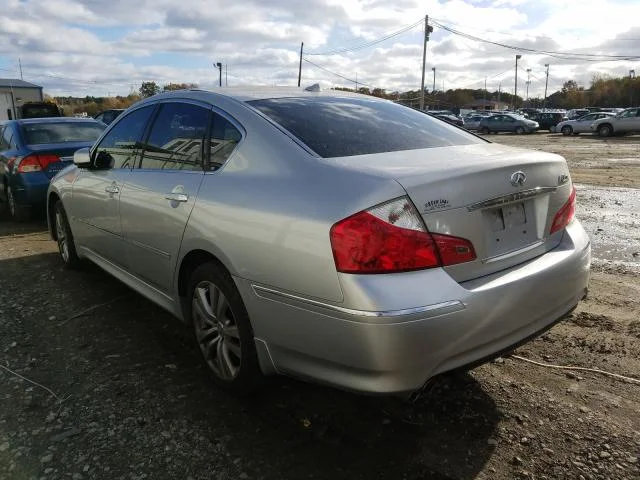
[9,173,50,207]
[238,220,591,394]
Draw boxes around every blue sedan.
[0,117,106,221]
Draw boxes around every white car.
[590,108,640,137]
[555,112,615,135]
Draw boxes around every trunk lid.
[26,142,93,179]
[329,143,573,282]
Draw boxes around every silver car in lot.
[47,88,590,396]
[554,112,615,135]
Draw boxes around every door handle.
[164,193,189,202]
[105,185,120,194]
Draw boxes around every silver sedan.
[47,88,590,396]
[555,112,615,135]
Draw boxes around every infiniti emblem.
[510,171,526,187]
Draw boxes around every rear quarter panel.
[177,103,405,304]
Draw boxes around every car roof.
[137,86,368,105]
[11,117,103,125]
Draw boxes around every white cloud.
[0,0,636,97]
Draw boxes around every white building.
[0,78,44,120]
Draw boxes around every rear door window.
[249,96,481,158]
[209,112,242,170]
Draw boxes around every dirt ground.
[0,134,639,480]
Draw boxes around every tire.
[54,200,82,269]
[7,185,31,222]
[598,124,612,137]
[187,262,264,395]
[515,126,525,135]
[479,127,490,134]
[561,125,572,136]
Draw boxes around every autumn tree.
[139,82,160,98]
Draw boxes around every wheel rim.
[601,126,610,136]
[192,281,241,380]
[562,127,571,135]
[516,127,524,134]
[7,187,15,217]
[55,209,70,263]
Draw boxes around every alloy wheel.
[192,281,242,380]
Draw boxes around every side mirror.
[73,147,91,168]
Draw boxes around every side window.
[209,112,242,170]
[95,113,104,122]
[140,103,209,171]
[621,109,636,118]
[93,105,155,169]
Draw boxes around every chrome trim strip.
[73,217,121,238]
[467,187,557,212]
[125,238,171,259]
[252,285,464,318]
[483,240,545,264]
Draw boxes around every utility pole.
[498,82,502,107]
[215,62,222,87]
[225,64,228,87]
[18,58,23,80]
[630,70,635,107]
[526,68,531,105]
[543,64,550,110]
[513,54,522,110]
[419,15,433,110]
[297,42,304,87]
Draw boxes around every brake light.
[330,197,476,274]
[17,154,60,173]
[550,186,576,235]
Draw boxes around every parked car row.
[1,88,591,399]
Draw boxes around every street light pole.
[215,62,222,87]
[432,67,436,94]
[630,69,636,107]
[514,54,522,110]
[543,64,550,110]
[526,68,531,105]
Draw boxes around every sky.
[0,0,638,98]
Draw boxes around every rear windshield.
[22,122,105,145]
[248,96,482,158]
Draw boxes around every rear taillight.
[550,186,576,235]
[17,154,60,173]
[330,197,476,274]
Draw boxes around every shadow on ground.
[0,223,501,480]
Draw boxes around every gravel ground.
[0,135,639,480]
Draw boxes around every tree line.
[51,73,638,117]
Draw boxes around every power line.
[431,19,640,62]
[302,58,376,88]
[306,19,423,56]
